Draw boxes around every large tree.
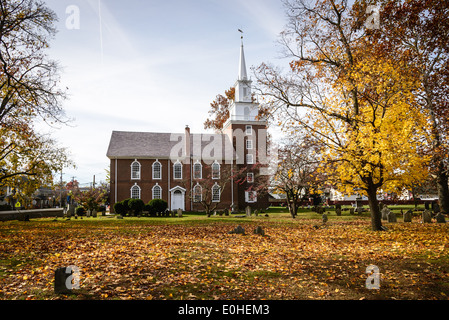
[255,0,430,230]
[0,0,72,189]
[369,0,449,213]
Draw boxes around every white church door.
[171,189,185,211]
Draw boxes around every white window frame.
[131,160,141,180]
[247,172,254,183]
[212,183,221,202]
[211,160,220,180]
[131,183,141,199]
[246,154,254,164]
[152,184,162,200]
[173,160,182,180]
[246,139,253,150]
[193,183,202,203]
[245,190,257,203]
[245,125,252,135]
[152,160,162,180]
[193,160,202,179]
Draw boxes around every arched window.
[152,160,162,180]
[193,183,202,203]
[212,183,221,202]
[131,184,141,199]
[131,160,141,180]
[152,184,162,200]
[211,161,220,180]
[173,161,182,179]
[193,161,202,179]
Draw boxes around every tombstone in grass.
[54,266,78,294]
[424,202,430,210]
[322,213,328,224]
[253,226,265,236]
[245,206,251,217]
[349,207,355,215]
[355,198,363,212]
[381,207,390,221]
[228,225,245,234]
[432,201,440,214]
[67,204,75,217]
[403,210,413,223]
[224,208,229,216]
[422,209,432,223]
[177,209,183,218]
[435,212,446,223]
[387,211,397,223]
[336,207,342,216]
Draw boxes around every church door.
[172,190,184,211]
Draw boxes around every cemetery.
[0,203,448,300]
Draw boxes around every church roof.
[106,131,236,161]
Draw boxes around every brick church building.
[106,39,269,212]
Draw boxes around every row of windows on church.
[130,183,257,204]
[129,183,222,203]
[130,160,251,180]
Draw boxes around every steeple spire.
[238,39,248,81]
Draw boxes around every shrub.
[148,199,168,215]
[113,202,127,216]
[128,198,145,216]
[75,206,86,216]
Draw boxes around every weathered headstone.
[381,207,390,221]
[435,212,446,223]
[432,202,440,214]
[336,208,342,216]
[424,202,430,210]
[67,204,75,217]
[254,209,259,217]
[387,211,397,223]
[116,215,123,219]
[92,209,97,218]
[422,209,432,223]
[253,226,265,236]
[335,203,342,211]
[403,210,412,223]
[54,267,73,294]
[228,225,245,234]
[322,213,328,224]
[224,208,229,216]
[349,207,355,215]
[245,206,251,217]
[177,209,183,218]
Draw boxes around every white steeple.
[238,40,248,81]
[234,37,252,103]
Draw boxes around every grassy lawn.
[0,206,448,300]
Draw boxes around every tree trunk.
[436,163,449,214]
[366,183,383,231]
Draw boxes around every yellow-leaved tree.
[255,0,431,230]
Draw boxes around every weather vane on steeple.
[238,28,243,40]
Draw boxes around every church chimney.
[185,125,191,164]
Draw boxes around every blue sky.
[40,0,288,185]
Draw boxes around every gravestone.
[336,208,342,216]
[245,206,251,217]
[254,209,259,217]
[177,209,183,218]
[387,211,397,223]
[432,202,440,214]
[381,207,390,221]
[228,225,245,234]
[422,210,432,223]
[116,215,123,219]
[92,209,97,218]
[349,208,355,215]
[424,202,430,210]
[322,213,328,224]
[253,226,265,236]
[54,267,73,294]
[403,210,412,223]
[224,208,229,216]
[335,204,342,211]
[67,204,75,217]
[435,212,446,223]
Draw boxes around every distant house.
[107,39,269,212]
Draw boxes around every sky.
[39,0,289,186]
